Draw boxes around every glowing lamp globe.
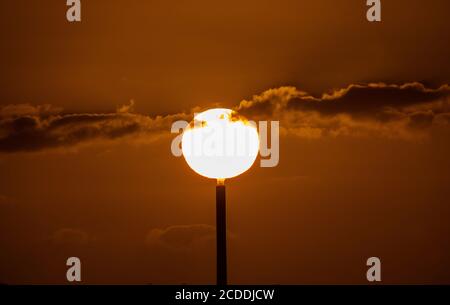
[181,108,259,180]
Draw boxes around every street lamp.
[181,108,259,285]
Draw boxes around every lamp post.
[216,178,227,285]
[181,108,259,285]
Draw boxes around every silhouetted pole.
[216,179,227,285]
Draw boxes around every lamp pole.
[216,178,227,285]
[180,108,259,285]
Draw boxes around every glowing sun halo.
[181,108,259,180]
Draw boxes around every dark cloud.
[287,83,449,116]
[237,83,450,139]
[0,102,189,152]
[238,83,450,117]
[1,83,449,153]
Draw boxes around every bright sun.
[181,108,259,180]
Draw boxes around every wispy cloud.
[145,224,216,253]
[49,228,93,247]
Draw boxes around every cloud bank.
[1,82,449,152]
[236,82,450,139]
[0,102,188,152]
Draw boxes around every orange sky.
[1,0,450,284]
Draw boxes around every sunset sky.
[1,0,450,284]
